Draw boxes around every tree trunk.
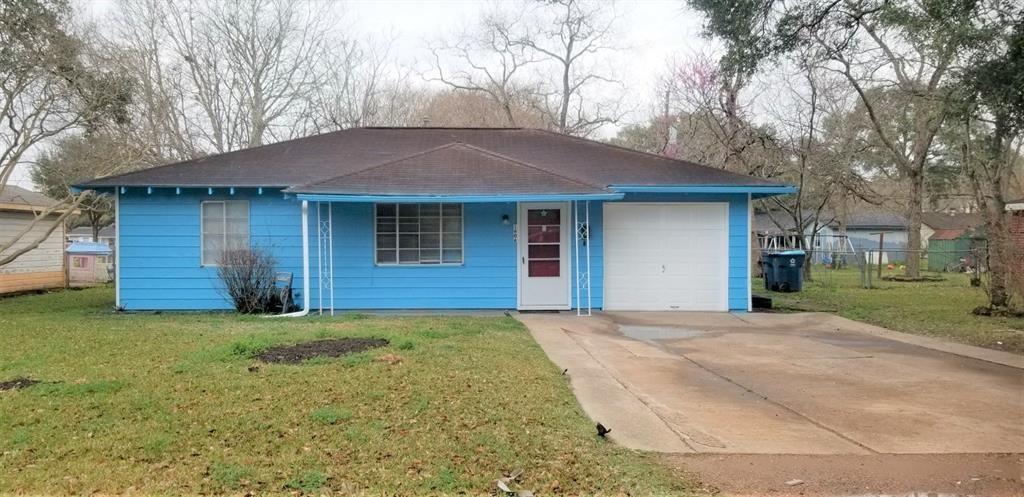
[984,207,1011,308]
[904,170,924,278]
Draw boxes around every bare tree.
[426,8,539,126]
[31,131,154,241]
[665,55,782,176]
[759,56,862,279]
[309,35,431,131]
[0,0,127,267]
[414,89,545,128]
[112,0,333,154]
[512,0,625,136]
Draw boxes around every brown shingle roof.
[292,143,607,195]
[929,228,967,241]
[921,212,983,231]
[80,128,782,193]
[0,185,60,211]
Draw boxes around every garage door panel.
[604,203,729,311]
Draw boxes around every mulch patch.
[880,275,945,282]
[0,377,40,391]
[256,338,389,364]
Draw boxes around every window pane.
[202,202,224,222]
[225,201,248,219]
[442,204,462,216]
[420,233,440,250]
[420,217,441,232]
[377,204,396,217]
[399,204,419,217]
[376,234,396,249]
[528,244,559,259]
[377,249,396,264]
[376,218,396,233]
[527,209,559,225]
[419,204,440,216]
[528,225,559,243]
[442,249,462,264]
[399,234,419,248]
[442,218,461,233]
[529,260,560,277]
[442,233,461,248]
[399,221,419,233]
[399,249,419,263]
[420,249,440,263]
[226,220,248,235]
[202,217,224,235]
[225,233,248,250]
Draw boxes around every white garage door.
[604,203,729,311]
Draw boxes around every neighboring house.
[78,127,793,312]
[753,211,840,245]
[68,225,116,247]
[0,186,66,294]
[920,212,982,249]
[843,212,909,261]
[927,228,984,272]
[67,241,114,286]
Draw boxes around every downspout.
[270,200,310,317]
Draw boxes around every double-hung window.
[201,200,249,266]
[375,203,463,265]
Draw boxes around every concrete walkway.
[517,311,1024,455]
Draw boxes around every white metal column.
[315,202,335,315]
[573,200,592,316]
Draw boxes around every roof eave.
[609,184,797,198]
[290,192,625,203]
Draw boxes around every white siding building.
[0,186,66,294]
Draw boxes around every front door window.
[527,208,561,277]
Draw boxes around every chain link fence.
[754,247,986,290]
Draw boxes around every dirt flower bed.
[256,338,388,364]
[0,377,40,391]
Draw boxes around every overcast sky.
[12,0,719,189]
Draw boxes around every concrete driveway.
[518,311,1024,455]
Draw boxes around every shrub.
[216,248,278,314]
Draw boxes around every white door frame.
[516,201,572,310]
[602,202,730,311]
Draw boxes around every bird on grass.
[596,423,611,438]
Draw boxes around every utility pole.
[871,232,888,280]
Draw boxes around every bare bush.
[216,248,277,314]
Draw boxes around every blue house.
[79,128,794,314]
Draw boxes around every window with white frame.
[201,200,250,266]
[375,203,463,265]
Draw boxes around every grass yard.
[760,267,1024,354]
[0,287,692,495]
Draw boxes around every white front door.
[603,203,729,311]
[518,202,571,310]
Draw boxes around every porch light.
[501,214,510,225]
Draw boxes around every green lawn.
[0,287,691,495]
[761,268,1024,354]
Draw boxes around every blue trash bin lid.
[776,250,806,256]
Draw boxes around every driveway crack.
[674,351,881,454]
[561,327,710,452]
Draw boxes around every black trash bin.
[763,250,806,292]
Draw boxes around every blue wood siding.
[119,188,306,310]
[328,202,517,309]
[118,190,750,311]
